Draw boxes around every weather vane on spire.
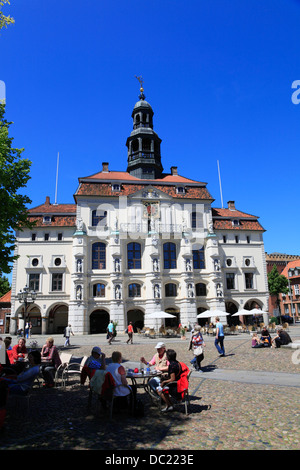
[135,75,145,100]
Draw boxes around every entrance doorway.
[127,309,144,332]
[90,309,109,334]
[165,308,180,328]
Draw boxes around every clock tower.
[126,80,163,179]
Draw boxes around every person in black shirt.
[158,349,181,413]
[272,327,292,348]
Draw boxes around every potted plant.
[180,326,187,339]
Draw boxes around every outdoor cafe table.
[126,369,161,398]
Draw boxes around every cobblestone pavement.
[1,328,299,451]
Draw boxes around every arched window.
[92,242,106,269]
[128,283,141,298]
[165,283,177,297]
[163,242,177,269]
[127,242,141,269]
[192,247,205,269]
[93,283,105,297]
[195,283,207,296]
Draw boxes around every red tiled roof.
[212,208,265,231]
[0,290,11,303]
[212,208,259,219]
[29,203,76,214]
[75,182,213,200]
[79,170,206,185]
[281,260,300,278]
[213,219,265,231]
[28,215,76,228]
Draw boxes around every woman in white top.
[106,351,131,397]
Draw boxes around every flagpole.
[54,152,59,205]
[217,160,224,209]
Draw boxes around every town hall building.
[8,85,269,335]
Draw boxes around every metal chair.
[167,370,192,415]
[62,356,88,387]
[109,384,134,419]
[54,353,73,387]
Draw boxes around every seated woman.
[1,350,41,395]
[41,337,61,388]
[106,351,135,410]
[251,333,261,348]
[158,349,182,413]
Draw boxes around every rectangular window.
[44,233,49,241]
[92,210,107,227]
[29,273,40,291]
[52,273,63,291]
[57,233,63,241]
[235,235,239,243]
[226,273,235,290]
[127,242,141,269]
[31,233,36,241]
[192,247,205,269]
[245,273,254,289]
[223,235,227,243]
[163,243,177,269]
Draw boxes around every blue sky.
[1,0,300,272]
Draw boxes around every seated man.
[272,327,292,348]
[40,337,61,388]
[140,342,169,393]
[260,326,272,347]
[81,346,106,385]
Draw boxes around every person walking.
[214,316,225,357]
[191,325,205,371]
[107,320,114,345]
[126,322,134,344]
[64,324,74,347]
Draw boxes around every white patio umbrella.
[249,308,269,315]
[232,309,255,317]
[145,311,177,332]
[145,311,176,319]
[197,309,230,318]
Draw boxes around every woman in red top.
[126,322,134,344]
[11,337,28,373]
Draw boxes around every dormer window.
[112,184,121,192]
[43,215,52,224]
[176,186,185,194]
[232,219,239,227]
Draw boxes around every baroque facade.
[9,88,269,335]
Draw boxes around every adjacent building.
[9,87,269,335]
[279,260,300,322]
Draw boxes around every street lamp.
[18,285,37,334]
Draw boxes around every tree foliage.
[0,1,15,30]
[0,103,34,275]
[268,264,289,297]
[0,274,10,297]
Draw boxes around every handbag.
[194,346,203,356]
